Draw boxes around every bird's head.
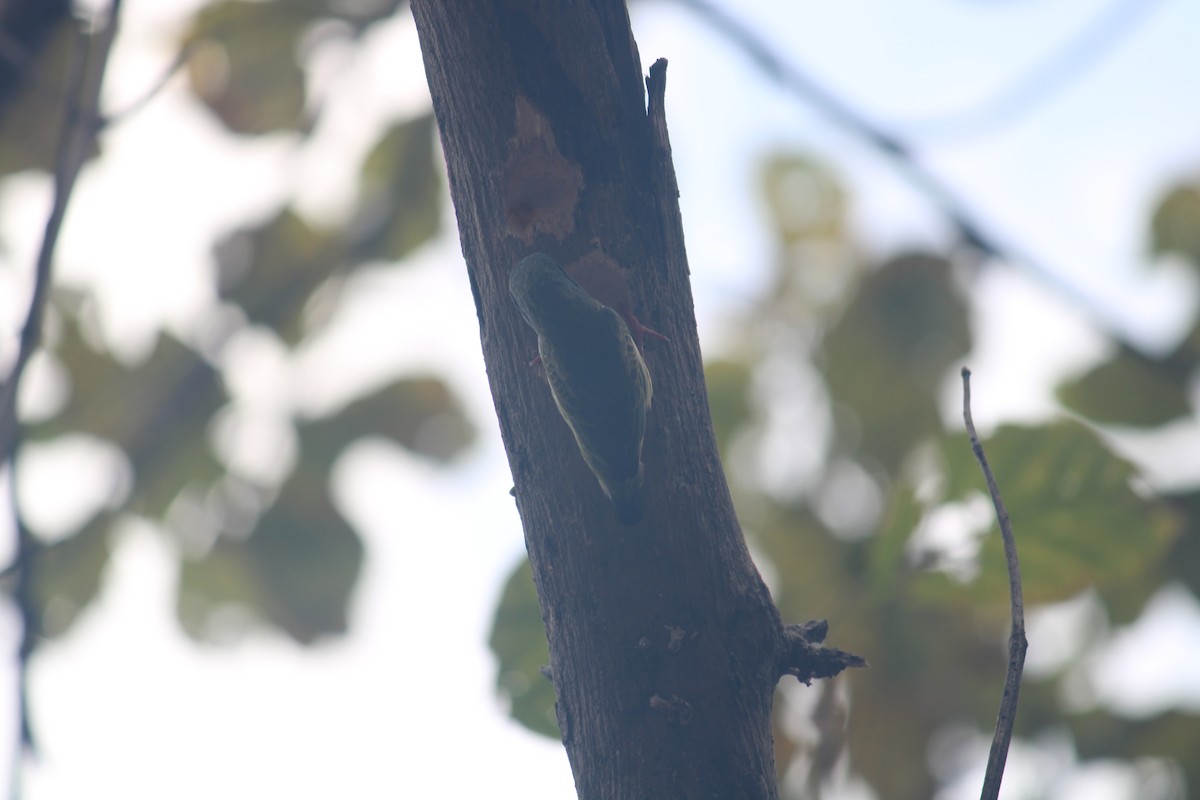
[509,252,595,332]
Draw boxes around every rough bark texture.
[412,2,784,797]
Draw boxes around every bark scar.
[502,96,583,243]
[565,248,669,355]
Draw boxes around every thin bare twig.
[105,42,193,127]
[960,368,1027,800]
[0,2,125,791]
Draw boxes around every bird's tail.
[605,466,645,525]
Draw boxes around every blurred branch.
[106,42,193,128]
[6,468,42,765]
[670,0,1139,343]
[0,0,123,456]
[900,0,1165,141]
[961,368,1027,800]
[0,0,124,788]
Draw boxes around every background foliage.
[1,1,1197,798]
[4,0,472,649]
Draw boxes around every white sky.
[1,0,1200,798]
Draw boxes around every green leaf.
[704,358,753,457]
[488,558,559,739]
[919,422,1179,605]
[181,0,410,135]
[0,18,95,177]
[31,513,113,638]
[349,114,442,262]
[760,155,847,245]
[313,0,408,34]
[299,376,475,464]
[183,0,311,135]
[1145,490,1200,621]
[1069,709,1200,792]
[754,505,833,608]
[1150,184,1200,267]
[822,253,970,471]
[214,207,344,345]
[871,482,924,597]
[31,321,226,518]
[177,468,363,645]
[123,337,227,516]
[1058,349,1192,427]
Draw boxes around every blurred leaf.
[0,16,87,177]
[759,496,1014,798]
[184,0,310,135]
[871,481,924,597]
[1150,184,1200,267]
[178,465,363,644]
[822,253,970,471]
[771,700,802,798]
[176,533,259,642]
[349,114,442,262]
[729,148,1195,798]
[757,505,966,799]
[1096,484,1199,626]
[0,0,70,105]
[31,513,112,638]
[300,376,475,464]
[213,116,442,342]
[1166,491,1200,591]
[1058,349,1192,427]
[845,599,1004,800]
[919,422,1179,606]
[122,336,227,515]
[1069,709,1198,792]
[704,358,753,457]
[334,0,408,31]
[756,506,843,622]
[241,467,363,642]
[181,0,412,136]
[214,207,344,345]
[1094,560,1174,628]
[761,155,847,245]
[28,312,124,440]
[31,322,226,517]
[759,154,861,321]
[488,557,559,739]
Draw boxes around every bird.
[509,252,653,524]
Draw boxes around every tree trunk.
[411,3,791,797]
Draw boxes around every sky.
[2,0,1200,798]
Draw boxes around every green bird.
[509,252,653,524]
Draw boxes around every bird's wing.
[541,307,649,484]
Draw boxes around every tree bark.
[412,3,787,797]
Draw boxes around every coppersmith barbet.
[509,252,653,524]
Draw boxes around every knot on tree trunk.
[779,620,867,685]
